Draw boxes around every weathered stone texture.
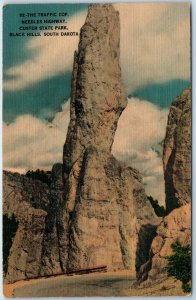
[137,204,191,285]
[62,4,158,274]
[65,148,157,273]
[63,4,127,177]
[137,87,191,285]
[163,87,191,213]
[40,163,64,276]
[3,171,49,283]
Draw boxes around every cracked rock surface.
[61,4,158,274]
[3,171,49,283]
[137,204,191,285]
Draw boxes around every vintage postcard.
[3,2,191,297]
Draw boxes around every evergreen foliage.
[165,241,191,293]
[26,169,51,186]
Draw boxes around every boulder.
[137,204,191,285]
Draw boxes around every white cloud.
[3,98,168,206]
[114,2,190,92]
[112,98,168,206]
[3,100,70,172]
[4,11,87,91]
[4,3,190,93]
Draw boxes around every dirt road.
[13,273,134,297]
[4,271,186,297]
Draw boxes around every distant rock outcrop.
[163,88,191,213]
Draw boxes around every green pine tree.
[165,241,191,293]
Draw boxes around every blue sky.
[3,4,88,123]
[3,3,190,123]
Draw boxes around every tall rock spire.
[61,4,157,273]
[63,4,127,177]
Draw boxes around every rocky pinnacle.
[63,4,127,178]
[163,87,191,213]
[61,4,157,273]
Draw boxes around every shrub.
[165,241,191,293]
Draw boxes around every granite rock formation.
[137,87,191,285]
[137,204,191,285]
[3,171,50,283]
[163,88,191,213]
[61,3,158,274]
[3,165,66,283]
[40,163,64,276]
